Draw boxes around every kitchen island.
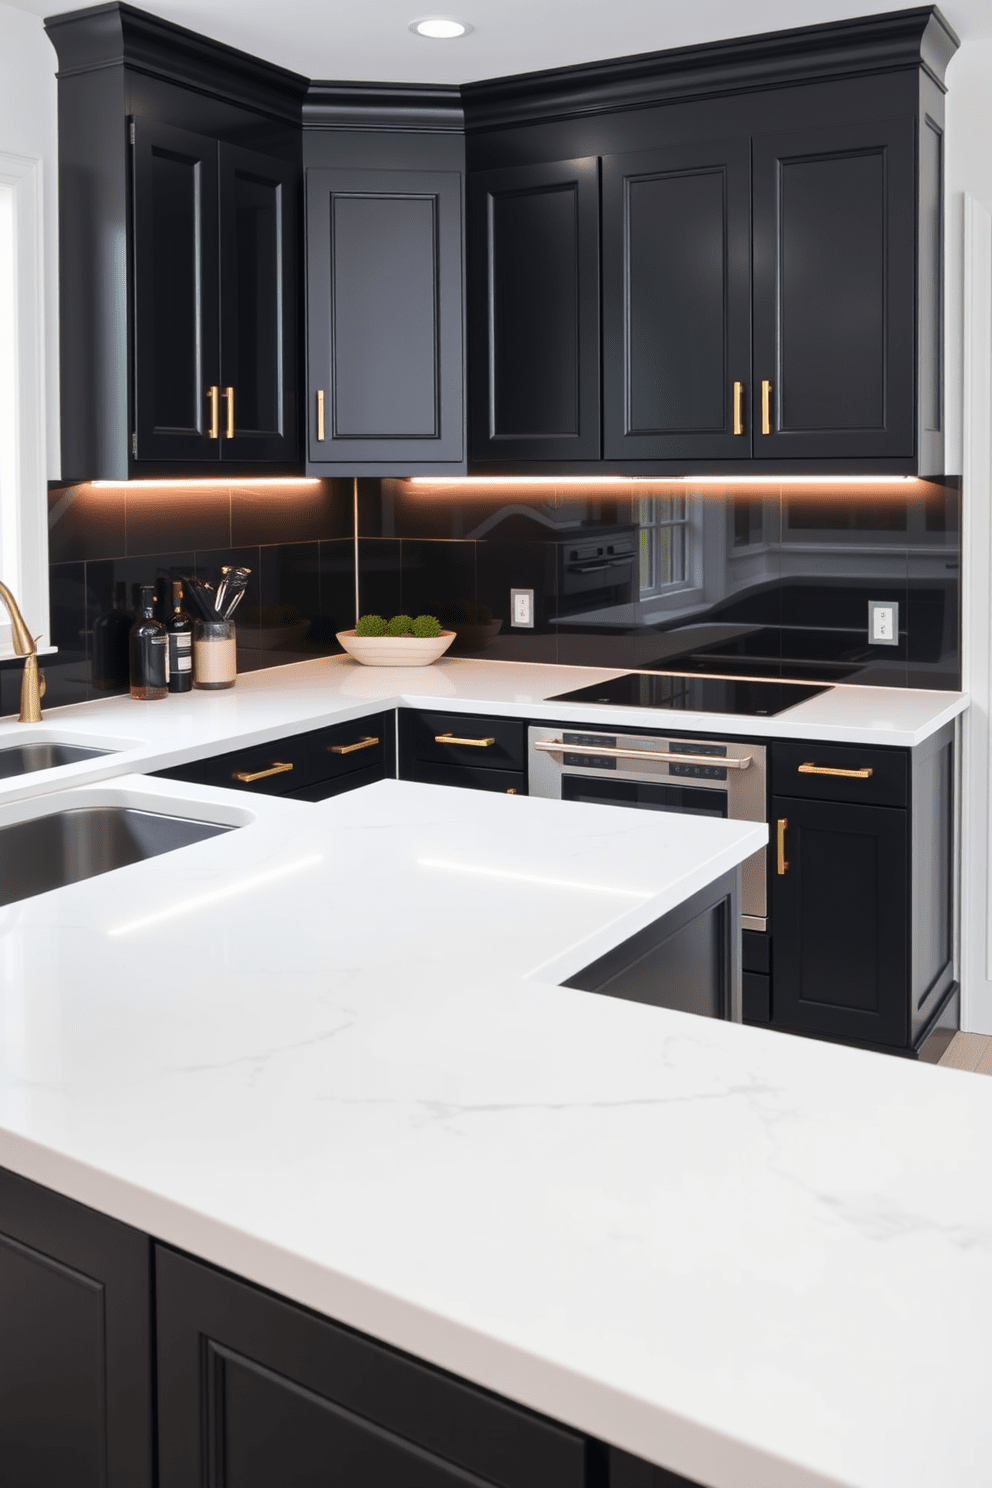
[0,755,990,1488]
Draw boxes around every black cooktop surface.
[548,673,832,717]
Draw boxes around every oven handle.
[533,738,753,770]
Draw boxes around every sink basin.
[0,806,233,908]
[0,742,114,779]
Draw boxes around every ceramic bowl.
[335,629,456,667]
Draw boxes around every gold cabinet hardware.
[207,385,220,439]
[435,733,496,747]
[733,380,745,436]
[223,385,235,439]
[761,380,773,436]
[798,763,874,780]
[776,817,789,875]
[316,389,325,442]
[232,761,294,783]
[330,735,379,755]
[506,787,517,794]
[533,738,752,770]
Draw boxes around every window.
[0,151,49,657]
[637,495,689,597]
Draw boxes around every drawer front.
[404,710,526,773]
[743,971,771,1024]
[285,761,385,802]
[772,741,907,808]
[411,760,525,795]
[155,715,388,797]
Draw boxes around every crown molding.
[304,81,464,132]
[44,1,308,124]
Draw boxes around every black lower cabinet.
[399,708,527,794]
[156,1246,588,1488]
[771,796,908,1046]
[0,1167,154,1488]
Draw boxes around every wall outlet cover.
[869,600,899,646]
[510,588,534,628]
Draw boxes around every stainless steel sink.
[0,742,114,780]
[0,806,233,908]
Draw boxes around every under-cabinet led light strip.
[407,475,917,486]
[90,478,322,488]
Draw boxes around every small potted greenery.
[336,612,455,667]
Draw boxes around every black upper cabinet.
[132,123,299,466]
[132,121,220,461]
[752,119,916,461]
[602,139,751,462]
[306,166,464,473]
[469,157,600,462]
[47,2,306,480]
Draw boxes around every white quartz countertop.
[0,654,967,809]
[0,772,990,1488]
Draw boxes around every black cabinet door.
[218,142,299,462]
[0,1166,153,1488]
[752,119,916,460]
[469,157,600,462]
[156,1245,586,1488]
[131,119,220,461]
[602,138,751,461]
[771,796,908,1047]
[307,167,463,470]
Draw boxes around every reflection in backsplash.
[0,472,961,718]
[360,477,961,689]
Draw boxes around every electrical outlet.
[510,588,534,628]
[869,600,899,646]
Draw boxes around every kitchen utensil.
[220,568,251,620]
[214,565,233,617]
[183,576,217,622]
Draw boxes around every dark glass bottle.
[129,585,169,700]
[166,580,193,693]
[92,581,133,691]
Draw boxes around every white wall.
[0,0,59,479]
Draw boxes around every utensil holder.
[194,619,237,690]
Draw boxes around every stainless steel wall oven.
[529,725,768,930]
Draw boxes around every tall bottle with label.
[129,585,169,700]
[166,580,193,693]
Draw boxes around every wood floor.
[938,1031,992,1075]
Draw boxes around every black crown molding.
[44,1,308,124]
[460,6,960,133]
[304,81,464,132]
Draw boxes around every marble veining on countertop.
[0,774,989,1488]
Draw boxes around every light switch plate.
[869,600,899,646]
[511,588,534,628]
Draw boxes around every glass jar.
[193,619,237,690]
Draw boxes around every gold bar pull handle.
[316,389,326,442]
[761,379,773,436]
[223,385,235,439]
[798,763,874,780]
[207,385,219,440]
[733,380,745,436]
[776,817,789,876]
[330,736,379,755]
[232,761,294,784]
[435,733,496,748]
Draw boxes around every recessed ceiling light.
[410,17,472,39]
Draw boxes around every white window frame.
[637,494,692,599]
[0,150,50,658]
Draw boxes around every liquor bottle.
[166,580,193,693]
[92,581,133,690]
[129,584,169,700]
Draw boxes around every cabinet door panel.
[752,120,916,459]
[0,1166,153,1488]
[771,796,908,1046]
[603,139,751,460]
[219,143,299,462]
[131,119,220,461]
[307,168,463,468]
[469,158,600,461]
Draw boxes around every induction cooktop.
[548,673,832,717]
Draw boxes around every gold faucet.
[0,581,45,723]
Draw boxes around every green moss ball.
[386,614,415,636]
[412,614,443,638]
[355,613,388,637]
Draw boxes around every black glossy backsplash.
[0,473,960,719]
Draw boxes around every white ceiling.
[10,0,991,85]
